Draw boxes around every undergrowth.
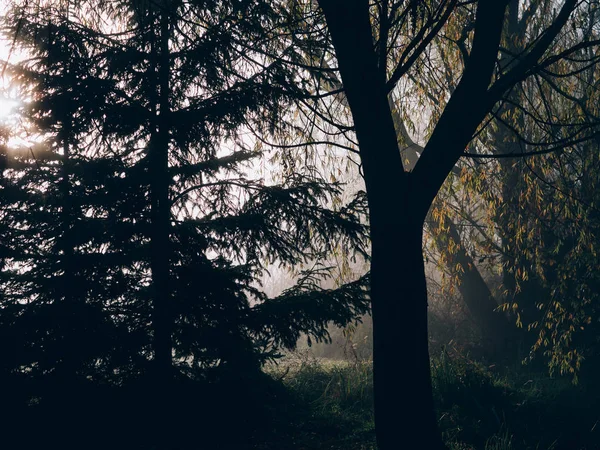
[264,350,599,449]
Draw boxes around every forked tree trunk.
[315,2,447,448]
[317,0,575,447]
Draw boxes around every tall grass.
[484,429,513,450]
[264,349,597,449]
[266,353,376,448]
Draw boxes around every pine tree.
[0,8,141,386]
[0,0,370,415]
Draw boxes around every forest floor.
[1,350,598,449]
[260,350,599,450]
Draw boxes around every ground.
[261,350,599,450]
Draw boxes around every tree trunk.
[432,214,514,349]
[150,9,173,384]
[317,0,512,447]
[58,73,78,386]
[371,185,444,450]
[316,0,579,445]
[392,101,513,351]
[315,2,447,448]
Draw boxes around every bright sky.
[0,5,29,141]
[0,1,21,121]
[0,48,17,121]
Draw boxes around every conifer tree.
[0,8,140,386]
[0,0,370,395]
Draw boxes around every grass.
[2,350,596,449]
[262,350,599,449]
[263,354,376,449]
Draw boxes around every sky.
[0,24,20,120]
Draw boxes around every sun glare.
[0,97,17,119]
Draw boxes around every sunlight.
[0,96,17,119]
[1,3,22,124]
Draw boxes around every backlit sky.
[1,20,20,119]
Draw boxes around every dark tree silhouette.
[313,0,597,448]
[0,1,371,446]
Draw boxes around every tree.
[0,8,138,387]
[0,2,372,443]
[306,0,599,448]
[413,0,600,375]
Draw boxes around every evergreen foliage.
[0,0,370,391]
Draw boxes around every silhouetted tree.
[0,0,371,408]
[304,0,599,448]
[0,10,139,387]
